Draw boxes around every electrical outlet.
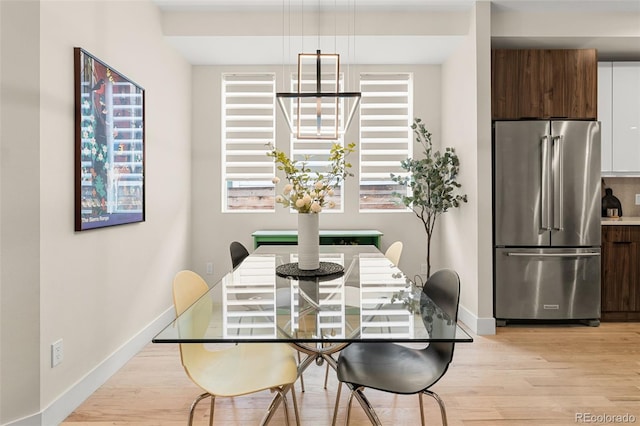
[635,194,640,205]
[420,263,429,275]
[51,339,63,367]
[206,262,213,275]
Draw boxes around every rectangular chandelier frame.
[276,50,361,140]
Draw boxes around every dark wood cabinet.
[491,49,597,120]
[601,226,640,321]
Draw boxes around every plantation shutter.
[222,73,276,211]
[359,73,413,211]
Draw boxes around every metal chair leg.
[289,383,301,426]
[331,382,342,426]
[418,393,425,426]
[209,395,215,426]
[422,390,448,426]
[263,388,290,426]
[348,386,383,426]
[188,392,212,426]
[345,387,357,425]
[324,362,331,389]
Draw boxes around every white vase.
[297,212,320,270]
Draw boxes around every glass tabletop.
[153,245,473,345]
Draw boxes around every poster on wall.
[74,48,145,231]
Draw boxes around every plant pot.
[297,212,319,270]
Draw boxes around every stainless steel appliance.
[493,120,601,325]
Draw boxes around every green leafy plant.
[267,142,355,213]
[391,117,468,277]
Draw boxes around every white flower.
[275,195,284,203]
[315,181,324,190]
[283,184,293,194]
[328,188,335,196]
[328,201,336,208]
[310,202,322,213]
[302,194,312,204]
[295,198,306,208]
[272,176,280,184]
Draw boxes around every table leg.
[259,343,347,425]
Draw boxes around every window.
[222,73,276,212]
[359,73,413,211]
[289,73,345,212]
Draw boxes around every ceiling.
[153,0,640,64]
[153,0,640,13]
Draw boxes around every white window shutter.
[359,73,413,211]
[222,73,276,211]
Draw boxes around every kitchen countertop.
[602,216,640,225]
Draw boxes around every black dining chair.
[229,241,250,269]
[332,269,461,426]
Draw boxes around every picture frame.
[74,48,145,231]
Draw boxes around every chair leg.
[418,393,426,426]
[289,383,301,426]
[263,387,290,426]
[209,395,215,426]
[347,386,383,426]
[324,362,330,389]
[422,390,448,426]
[188,392,211,426]
[345,387,357,425]
[331,382,342,426]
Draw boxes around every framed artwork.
[74,48,145,231]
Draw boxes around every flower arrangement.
[267,142,356,213]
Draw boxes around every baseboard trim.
[5,307,175,426]
[459,304,496,335]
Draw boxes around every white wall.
[440,1,494,334]
[191,64,442,286]
[0,1,41,421]
[1,0,192,423]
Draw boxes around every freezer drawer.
[495,248,601,320]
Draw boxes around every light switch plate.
[636,194,640,205]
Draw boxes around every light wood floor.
[63,323,640,425]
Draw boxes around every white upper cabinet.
[600,61,640,175]
[599,62,612,174]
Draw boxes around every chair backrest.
[173,270,209,316]
[422,269,461,366]
[384,241,403,266]
[172,270,212,368]
[424,269,460,324]
[230,241,250,269]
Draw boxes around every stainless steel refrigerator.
[493,120,601,326]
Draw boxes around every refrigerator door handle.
[552,135,564,231]
[541,135,551,231]
[506,252,599,258]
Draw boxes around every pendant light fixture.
[277,0,361,140]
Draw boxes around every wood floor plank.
[62,323,640,425]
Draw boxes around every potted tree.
[391,118,468,277]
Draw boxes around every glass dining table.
[153,244,473,425]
